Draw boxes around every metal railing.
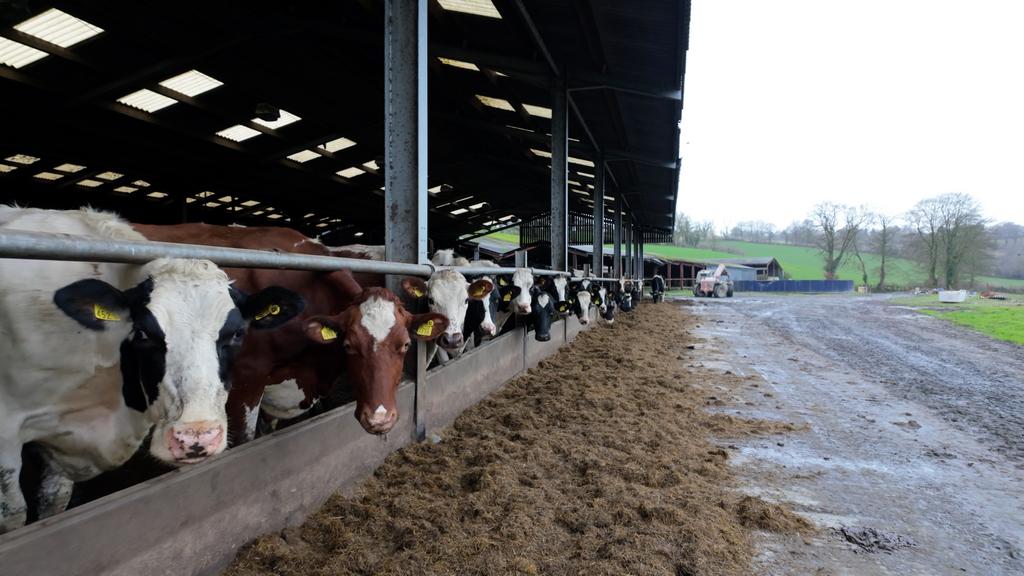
[0,230,572,277]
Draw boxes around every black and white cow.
[0,207,303,532]
[565,279,594,325]
[597,284,617,323]
[650,274,666,303]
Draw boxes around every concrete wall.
[0,317,595,576]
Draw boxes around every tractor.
[693,264,734,298]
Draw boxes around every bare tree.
[906,198,942,287]
[873,213,897,290]
[936,194,989,288]
[810,202,870,280]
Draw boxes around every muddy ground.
[690,293,1024,575]
[226,303,807,576]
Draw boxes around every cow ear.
[410,312,448,341]
[54,279,132,331]
[497,275,510,288]
[592,293,603,306]
[534,276,547,287]
[305,316,342,345]
[237,286,305,330]
[402,277,428,299]
[468,278,493,299]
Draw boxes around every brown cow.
[132,223,446,442]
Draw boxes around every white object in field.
[938,290,967,303]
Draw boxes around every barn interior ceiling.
[0,0,689,246]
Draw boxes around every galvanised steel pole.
[550,77,568,272]
[384,0,429,442]
[592,157,605,275]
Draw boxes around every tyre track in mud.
[748,294,1024,464]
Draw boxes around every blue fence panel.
[732,280,854,293]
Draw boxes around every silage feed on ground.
[226,302,810,576]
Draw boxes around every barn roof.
[0,1,689,246]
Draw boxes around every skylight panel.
[287,149,321,163]
[476,95,515,112]
[159,70,223,97]
[316,223,328,228]
[362,160,380,171]
[252,109,301,130]
[240,200,260,207]
[576,171,594,179]
[469,202,486,210]
[147,191,168,199]
[0,37,48,69]
[320,137,356,153]
[438,57,479,71]
[337,167,365,178]
[428,185,443,194]
[34,171,63,181]
[523,104,552,119]
[499,215,515,221]
[77,179,102,188]
[204,201,221,208]
[450,208,469,215]
[117,89,177,113]
[267,213,283,220]
[196,191,215,198]
[132,180,150,187]
[217,195,233,203]
[54,163,86,173]
[569,156,595,167]
[6,154,40,165]
[14,9,103,48]
[216,124,261,142]
[95,171,122,181]
[530,148,552,159]
[113,186,137,194]
[0,164,16,173]
[354,231,364,237]
[438,0,501,18]
[250,210,265,216]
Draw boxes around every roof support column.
[550,77,568,271]
[591,157,605,275]
[613,197,622,278]
[638,230,645,283]
[384,0,428,441]
[625,216,633,278]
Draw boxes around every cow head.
[53,258,304,465]
[496,268,534,315]
[531,288,556,341]
[401,271,493,351]
[465,276,500,338]
[547,276,570,316]
[303,287,446,434]
[567,281,592,325]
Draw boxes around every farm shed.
[0,1,690,575]
[707,262,758,282]
[711,257,785,280]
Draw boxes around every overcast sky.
[678,0,1024,231]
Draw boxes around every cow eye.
[134,329,149,342]
[343,341,355,354]
[400,341,411,353]
[464,298,469,304]
[233,328,245,340]
[427,298,435,306]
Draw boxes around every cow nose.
[481,321,496,336]
[535,332,551,342]
[579,317,589,325]
[516,304,532,315]
[359,404,398,434]
[166,421,224,463]
[440,332,464,349]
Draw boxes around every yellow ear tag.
[503,292,512,302]
[255,304,281,321]
[471,285,486,297]
[412,287,424,298]
[499,278,508,286]
[319,325,338,341]
[93,303,121,322]
[416,319,435,337]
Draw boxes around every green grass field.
[890,293,1024,345]
[482,231,1024,289]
